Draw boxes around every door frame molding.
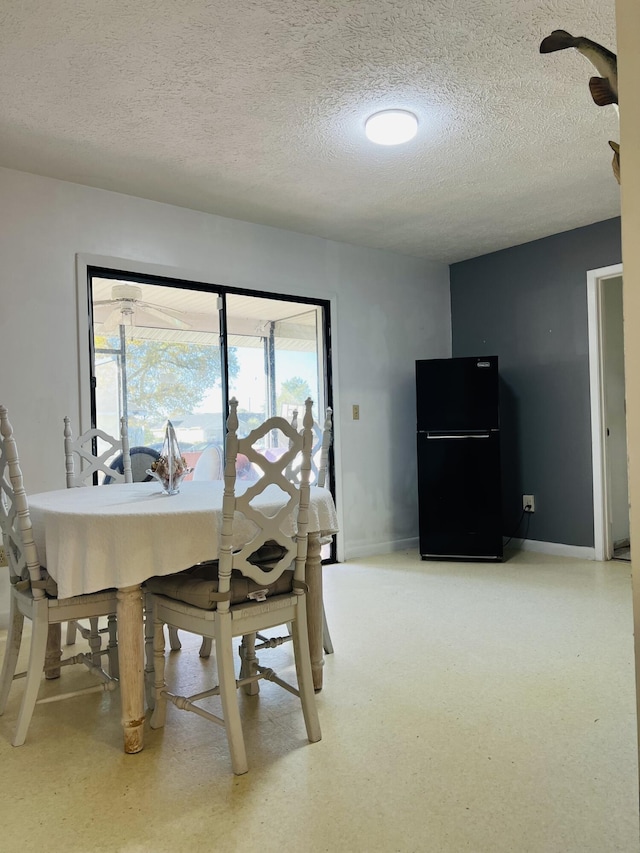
[587,262,624,561]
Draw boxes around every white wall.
[617,0,640,784]
[0,166,451,624]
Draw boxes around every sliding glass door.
[90,276,225,476]
[87,270,332,492]
[225,294,326,458]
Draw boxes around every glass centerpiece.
[147,420,192,495]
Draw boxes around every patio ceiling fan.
[94,284,191,331]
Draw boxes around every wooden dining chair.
[0,405,119,746]
[145,398,321,774]
[167,408,335,658]
[183,406,335,660]
[308,407,334,650]
[104,445,160,484]
[165,442,222,654]
[63,415,132,661]
[64,415,133,487]
[191,444,224,481]
[286,406,332,487]
[282,406,335,655]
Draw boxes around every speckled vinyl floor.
[0,549,638,853]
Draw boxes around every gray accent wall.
[449,218,621,548]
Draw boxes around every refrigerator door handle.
[426,433,491,439]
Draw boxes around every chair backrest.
[191,445,224,481]
[216,397,314,609]
[0,406,45,600]
[104,445,160,484]
[315,407,332,488]
[286,406,332,487]
[64,416,132,487]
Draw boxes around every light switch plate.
[352,404,360,420]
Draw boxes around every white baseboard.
[345,537,419,561]
[506,537,596,560]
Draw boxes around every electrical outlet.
[523,494,535,513]
[0,545,7,567]
[352,404,360,420]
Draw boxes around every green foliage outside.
[276,376,312,413]
[96,335,239,440]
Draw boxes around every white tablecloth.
[28,481,338,599]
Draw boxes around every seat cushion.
[247,540,289,565]
[146,539,293,610]
[146,561,293,610]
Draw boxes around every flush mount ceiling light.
[365,109,418,145]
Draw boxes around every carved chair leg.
[168,626,182,651]
[305,532,324,691]
[0,597,24,714]
[217,617,248,775]
[291,603,321,744]
[149,613,168,730]
[65,620,77,645]
[199,637,213,658]
[45,624,62,680]
[322,603,334,655]
[107,614,119,679]
[239,633,259,696]
[13,610,49,746]
[143,594,154,710]
[87,617,102,668]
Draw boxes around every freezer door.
[416,356,499,432]
[417,430,502,560]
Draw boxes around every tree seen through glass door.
[90,277,329,487]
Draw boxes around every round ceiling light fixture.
[365,109,418,145]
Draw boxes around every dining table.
[28,479,338,754]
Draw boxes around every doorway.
[587,263,630,561]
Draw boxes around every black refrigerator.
[416,356,503,561]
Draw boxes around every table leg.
[117,584,145,754]
[306,532,324,691]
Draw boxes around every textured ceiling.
[0,0,620,263]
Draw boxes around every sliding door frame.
[75,252,337,560]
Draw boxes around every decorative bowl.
[146,455,193,495]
